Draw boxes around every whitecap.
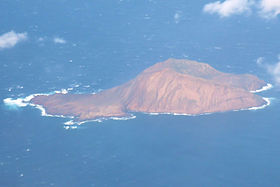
[3,98,28,107]
[54,89,68,94]
[63,125,78,130]
[64,120,75,125]
[3,93,53,109]
[3,91,76,119]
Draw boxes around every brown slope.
[31,59,267,120]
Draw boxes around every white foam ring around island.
[3,89,76,118]
[247,97,271,110]
[250,83,273,93]
[145,98,273,117]
[3,98,29,107]
[3,89,136,129]
[3,83,273,129]
[146,111,212,117]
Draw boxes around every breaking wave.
[63,115,136,129]
[250,83,273,93]
[3,82,273,129]
[247,97,271,110]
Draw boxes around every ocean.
[1,0,280,186]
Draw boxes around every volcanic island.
[31,59,268,121]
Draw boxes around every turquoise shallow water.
[1,0,280,186]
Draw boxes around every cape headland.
[31,59,268,121]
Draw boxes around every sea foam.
[250,83,273,93]
[63,114,137,128]
[3,82,273,127]
[248,97,271,110]
[3,98,29,107]
[3,89,75,119]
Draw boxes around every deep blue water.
[1,0,280,186]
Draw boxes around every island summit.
[31,59,267,121]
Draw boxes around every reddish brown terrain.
[31,59,267,120]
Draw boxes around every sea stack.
[31,59,267,120]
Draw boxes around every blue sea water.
[1,0,280,186]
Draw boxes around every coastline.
[250,83,273,93]
[3,83,274,128]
